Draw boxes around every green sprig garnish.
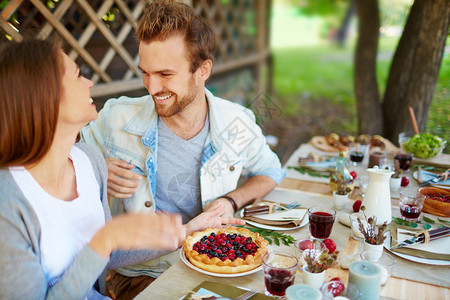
[423,223,432,230]
[288,166,330,178]
[438,218,450,225]
[423,216,435,224]
[236,226,296,245]
[392,217,418,228]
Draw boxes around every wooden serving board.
[309,135,401,154]
[309,136,339,152]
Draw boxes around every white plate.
[383,233,450,266]
[179,249,264,277]
[240,209,309,231]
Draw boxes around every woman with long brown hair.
[0,38,242,299]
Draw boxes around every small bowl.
[418,187,450,217]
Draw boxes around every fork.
[280,201,301,210]
[233,289,257,300]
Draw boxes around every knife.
[391,226,450,249]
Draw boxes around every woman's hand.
[185,204,245,238]
[90,213,185,258]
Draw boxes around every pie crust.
[183,227,269,274]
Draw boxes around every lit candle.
[285,284,321,300]
[349,261,382,300]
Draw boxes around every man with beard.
[81,1,285,298]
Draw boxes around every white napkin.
[397,228,450,255]
[251,209,307,221]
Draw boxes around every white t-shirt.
[10,146,105,282]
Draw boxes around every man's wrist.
[219,195,238,212]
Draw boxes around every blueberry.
[211,232,216,237]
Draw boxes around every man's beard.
[154,76,198,117]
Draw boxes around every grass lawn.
[271,36,449,152]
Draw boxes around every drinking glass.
[349,144,368,166]
[262,252,298,298]
[349,213,365,240]
[294,239,326,271]
[398,131,415,151]
[321,281,361,300]
[358,175,369,197]
[360,251,396,286]
[368,150,387,168]
[394,152,413,172]
[399,190,425,222]
[308,207,336,240]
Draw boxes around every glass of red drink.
[399,190,425,222]
[262,252,298,298]
[349,143,368,166]
[394,152,413,171]
[308,207,336,240]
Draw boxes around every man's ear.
[197,59,212,82]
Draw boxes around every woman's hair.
[0,38,63,168]
[136,0,216,73]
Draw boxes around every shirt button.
[145,201,152,208]
[229,165,235,171]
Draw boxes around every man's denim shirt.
[81,88,286,216]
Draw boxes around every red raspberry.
[322,239,337,254]
[353,200,362,212]
[401,176,410,187]
[327,281,345,297]
[298,240,314,250]
[350,171,357,179]
[330,277,342,282]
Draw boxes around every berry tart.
[182,227,269,274]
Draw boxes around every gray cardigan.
[0,143,167,299]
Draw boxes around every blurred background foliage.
[268,0,448,156]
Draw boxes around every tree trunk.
[383,0,449,144]
[354,0,382,135]
[335,0,356,47]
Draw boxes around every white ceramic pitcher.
[361,167,394,225]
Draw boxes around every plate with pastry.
[182,227,269,277]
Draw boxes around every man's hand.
[185,204,245,237]
[203,198,235,218]
[106,157,142,198]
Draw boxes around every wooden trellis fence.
[0,0,271,100]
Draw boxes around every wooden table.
[278,181,449,300]
[136,152,450,299]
